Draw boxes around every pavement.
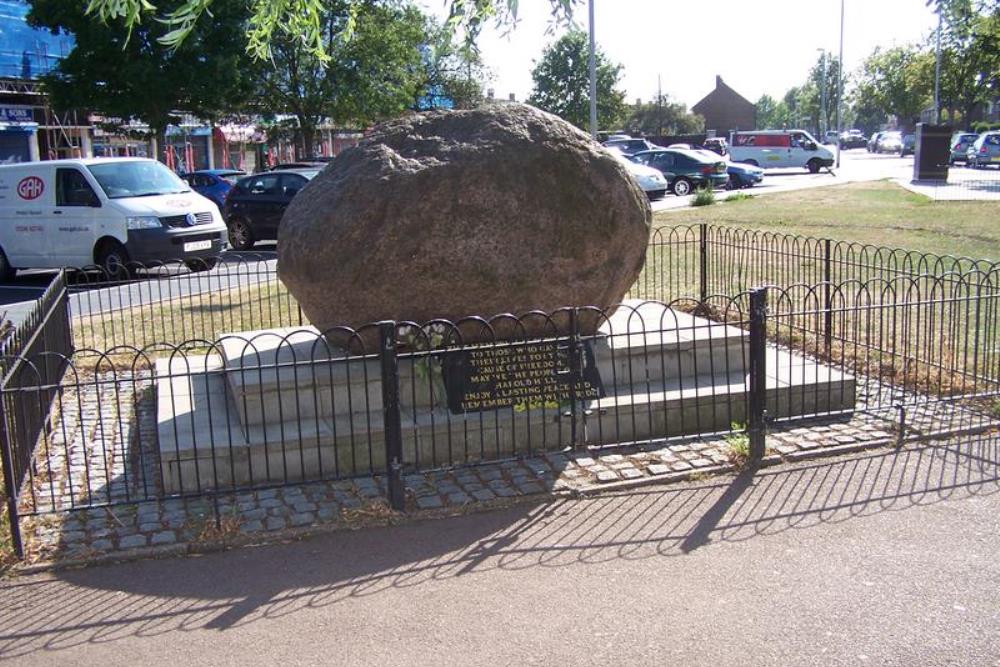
[2,433,998,666]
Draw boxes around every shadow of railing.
[0,433,996,659]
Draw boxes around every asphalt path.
[2,435,998,666]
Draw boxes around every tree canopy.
[84,0,576,61]
[249,1,429,156]
[527,30,625,131]
[622,94,703,136]
[30,0,252,134]
[853,45,934,127]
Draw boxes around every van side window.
[56,168,98,207]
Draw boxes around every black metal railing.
[633,224,1000,305]
[1,225,998,559]
[0,271,73,556]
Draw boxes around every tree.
[853,45,934,127]
[800,54,841,135]
[934,2,1000,124]
[29,0,252,143]
[416,21,491,111]
[249,1,429,157]
[755,94,792,130]
[527,30,626,131]
[622,94,703,136]
[84,0,576,62]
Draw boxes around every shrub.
[691,187,716,207]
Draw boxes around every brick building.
[692,76,756,137]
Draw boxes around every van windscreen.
[87,161,190,199]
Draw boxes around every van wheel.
[672,178,693,196]
[0,248,16,283]
[96,241,132,281]
[742,159,759,167]
[227,219,255,251]
[807,159,822,174]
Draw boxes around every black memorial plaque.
[441,340,605,414]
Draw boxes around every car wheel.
[96,241,132,281]
[672,178,693,196]
[807,159,822,174]
[185,257,220,273]
[0,247,16,283]
[227,219,255,251]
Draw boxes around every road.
[650,148,914,212]
[2,435,998,666]
[0,247,278,327]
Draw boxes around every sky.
[419,0,941,108]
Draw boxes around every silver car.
[967,132,1000,169]
[950,132,979,164]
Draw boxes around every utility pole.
[934,5,942,122]
[818,48,827,137]
[657,74,663,136]
[835,0,844,168]
[588,0,597,139]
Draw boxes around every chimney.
[716,75,723,88]
[508,93,516,102]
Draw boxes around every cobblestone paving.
[17,403,992,566]
[11,371,996,566]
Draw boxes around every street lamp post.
[835,0,844,168]
[818,48,827,138]
[588,0,597,139]
[934,5,942,122]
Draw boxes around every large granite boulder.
[277,103,651,348]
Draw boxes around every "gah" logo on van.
[16,176,44,201]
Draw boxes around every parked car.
[265,161,324,171]
[688,149,763,189]
[867,131,886,152]
[222,168,319,250]
[603,137,660,156]
[950,132,979,164]
[876,131,902,154]
[703,137,729,156]
[724,161,764,189]
[967,131,1000,169]
[729,130,834,173]
[631,148,728,195]
[899,133,916,157]
[840,130,867,149]
[180,169,245,208]
[605,148,668,199]
[824,131,840,145]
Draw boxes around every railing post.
[0,396,24,559]
[567,308,580,446]
[823,239,833,354]
[699,223,708,305]
[377,321,405,511]
[748,287,768,464]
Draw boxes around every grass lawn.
[655,180,1000,261]
[72,279,305,354]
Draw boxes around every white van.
[0,158,229,280]
[729,130,835,173]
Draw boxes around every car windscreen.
[88,161,191,199]
[219,173,244,185]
